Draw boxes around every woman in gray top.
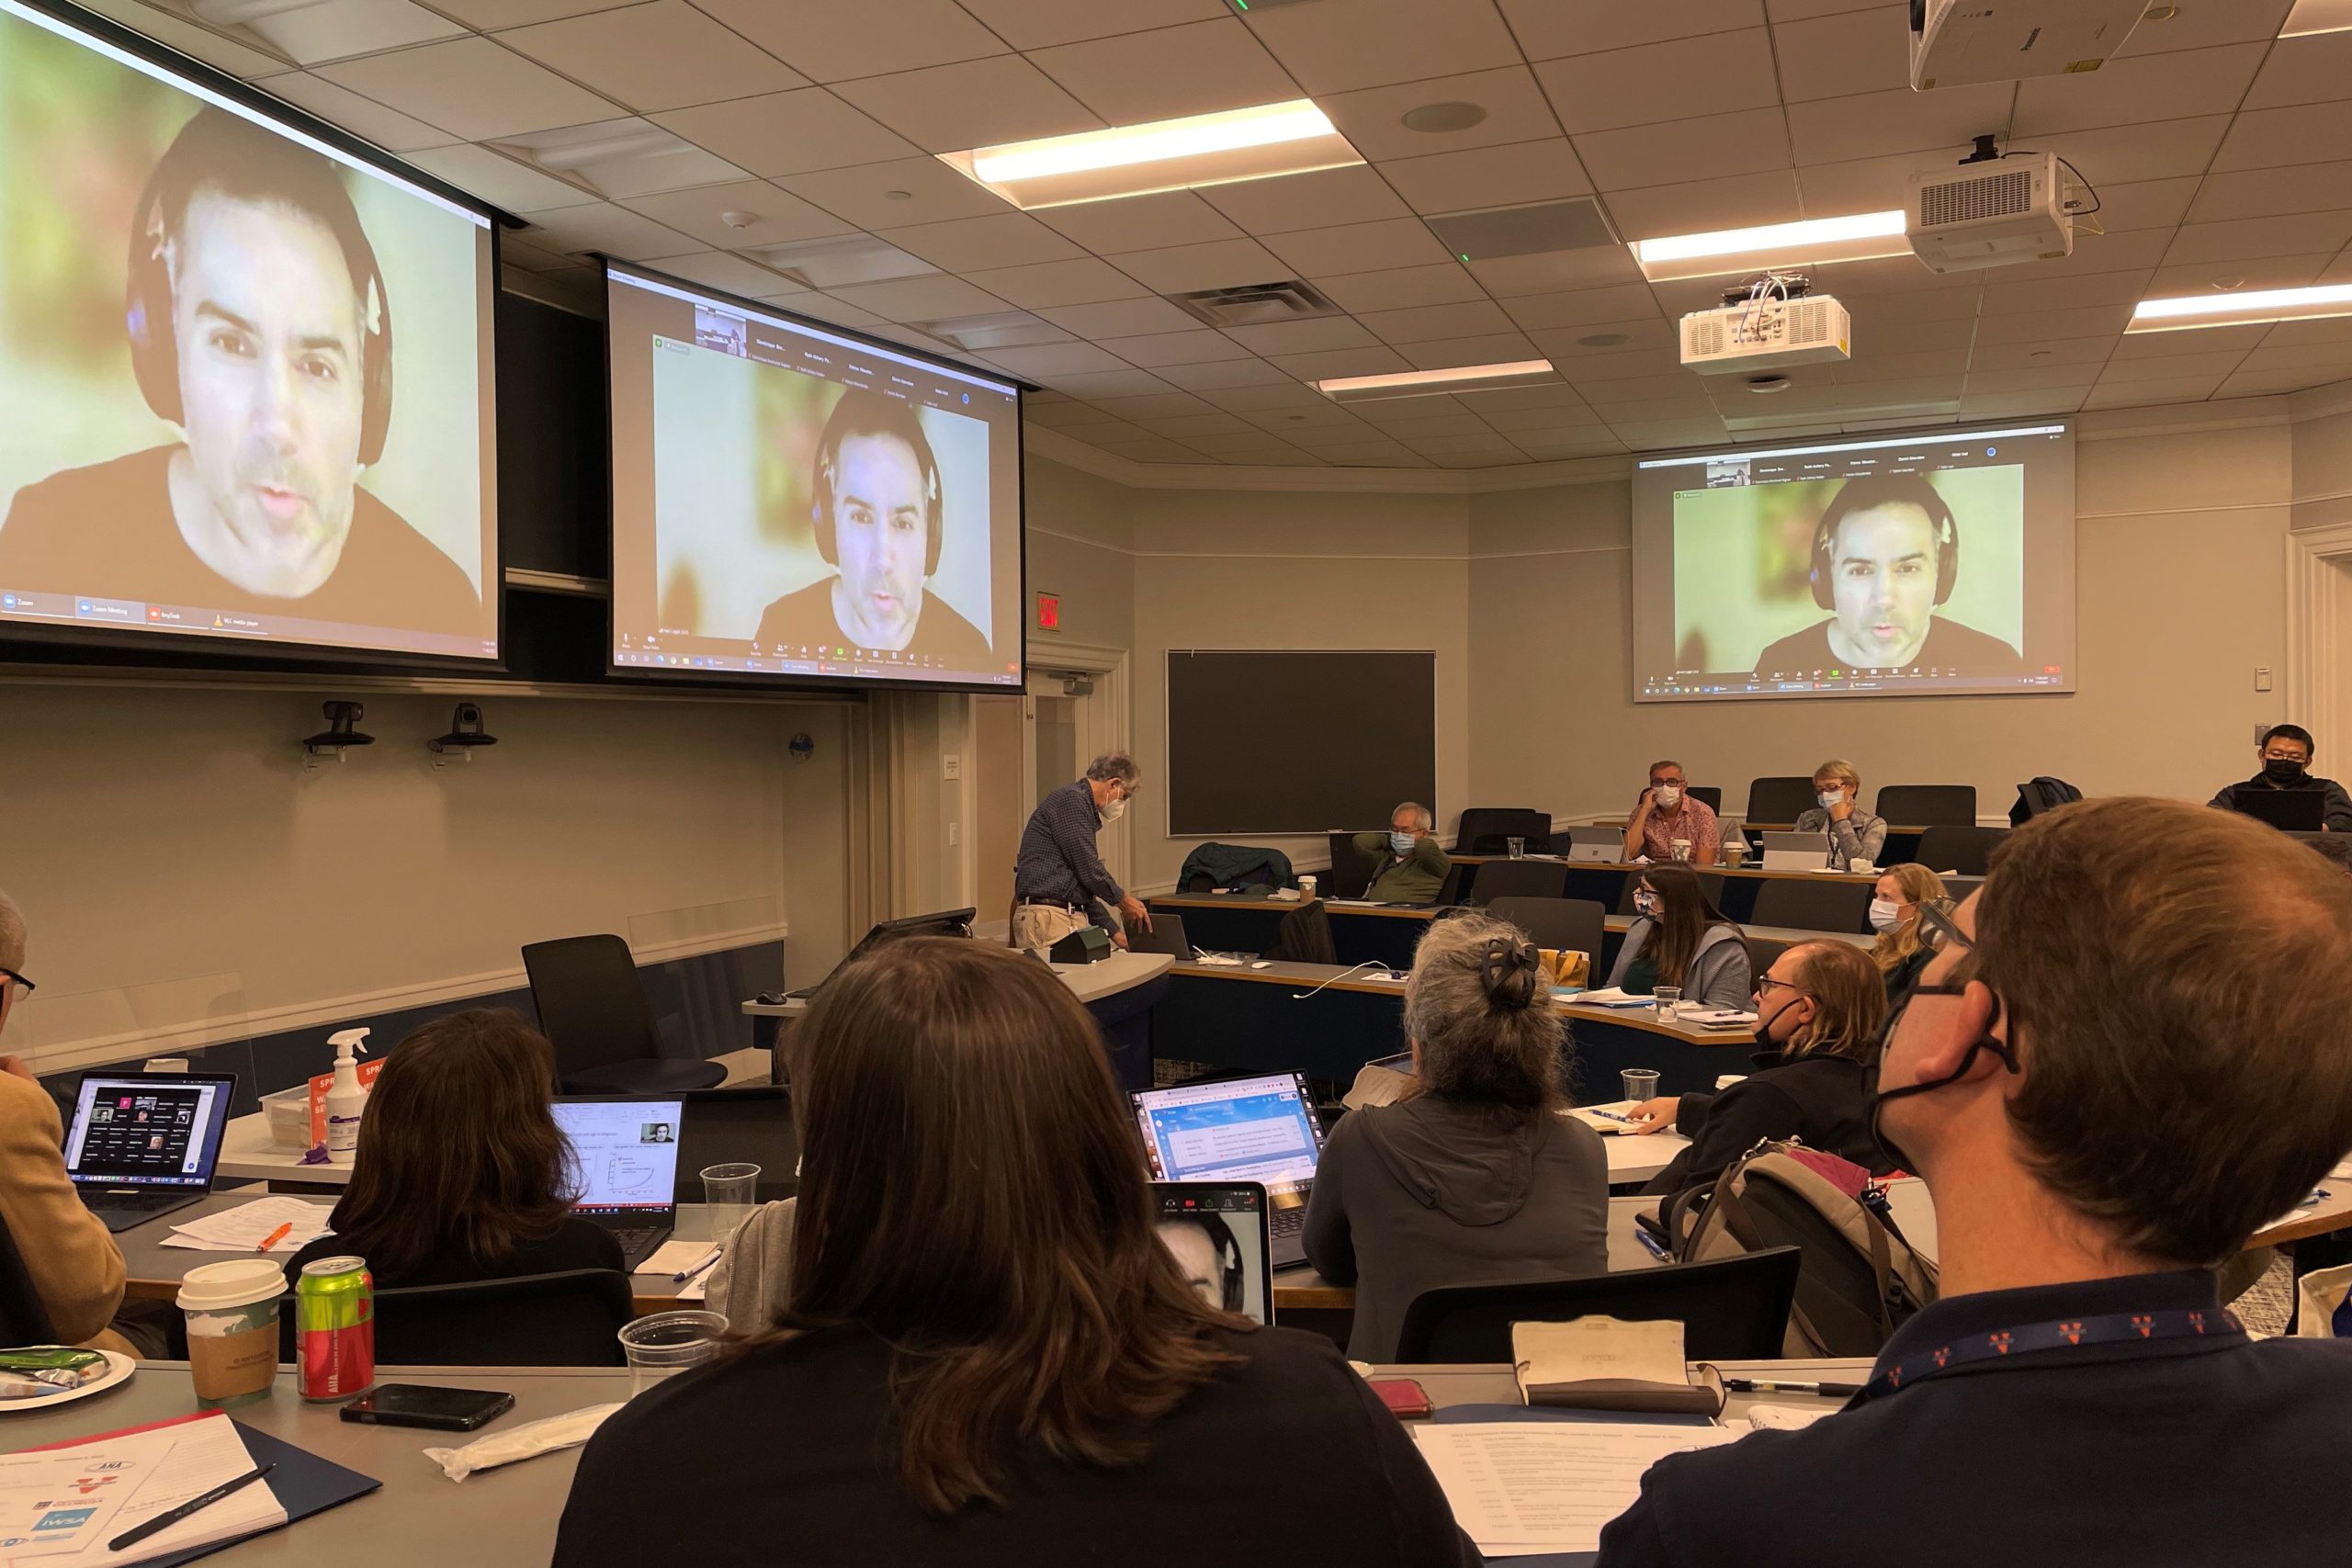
[1302,912,1609,1361]
[1789,758,1886,870]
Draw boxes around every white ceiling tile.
[964,256,1153,307]
[1973,306,2133,345]
[1976,229,2171,283]
[2148,254,2334,294]
[1241,0,1522,94]
[1501,284,1663,330]
[2013,42,2266,137]
[1968,337,2117,371]
[979,341,1132,377]
[2245,31,2352,109]
[490,118,750,198]
[833,55,1103,154]
[1602,170,1804,243]
[1830,346,1973,379]
[1954,389,2088,415]
[2164,210,2352,265]
[1261,217,1451,276]
[782,292,888,328]
[1794,148,1968,217]
[315,37,620,141]
[2189,164,2352,225]
[1107,237,1289,292]
[1536,31,1780,135]
[1965,367,2104,395]
[241,1,467,67]
[71,0,289,75]
[1035,296,1205,336]
[2032,117,2233,185]
[258,72,452,152]
[956,0,1227,50]
[780,157,1015,228]
[1261,345,1417,379]
[1136,412,1258,437]
[1311,262,1490,312]
[2264,317,2352,346]
[1498,0,1764,58]
[2218,367,2352,397]
[1979,270,2152,316]
[652,90,922,177]
[2079,376,2225,408]
[424,0,617,23]
[1028,17,1300,122]
[1092,330,1254,366]
[1770,5,1910,101]
[1358,299,1518,344]
[1783,84,2014,165]
[1319,68,1566,164]
[498,234,577,271]
[2095,349,2254,382]
[2090,175,2204,232]
[687,0,1006,82]
[1198,166,1409,236]
[1048,368,1182,396]
[1464,246,1645,297]
[1376,139,1593,216]
[1399,331,1544,369]
[497,3,808,113]
[406,143,594,212]
[1091,391,1219,420]
[828,274,1013,320]
[517,199,703,258]
[2117,0,2294,54]
[642,250,801,297]
[1035,191,1243,252]
[1154,357,1295,389]
[2109,323,2270,358]
[1478,402,1603,432]
[1023,397,1122,428]
[1220,317,1379,355]
[622,179,855,247]
[1574,107,1791,191]
[2215,103,2352,173]
[1523,319,1679,358]
[875,212,1087,271]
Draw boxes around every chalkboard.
[1166,650,1437,836]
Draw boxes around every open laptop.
[1563,826,1622,864]
[1151,1182,1274,1325]
[553,1096,684,1270]
[2233,789,2326,831]
[1125,910,1191,958]
[1131,1071,1327,1269]
[1759,829,1832,871]
[64,1071,236,1232]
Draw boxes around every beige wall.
[1024,454,1136,654]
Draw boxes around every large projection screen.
[605,261,1023,692]
[0,1,500,663]
[1629,422,2075,702]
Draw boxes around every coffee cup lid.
[177,1258,287,1312]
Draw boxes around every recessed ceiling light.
[942,100,1363,210]
[1577,332,1631,348]
[2281,0,2352,37]
[1313,359,1558,402]
[1632,209,1910,281]
[2129,283,2352,332]
[1401,101,1487,133]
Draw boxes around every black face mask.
[1863,983,2019,1174]
[2265,758,2310,786]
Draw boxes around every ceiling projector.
[1908,148,2075,273]
[1679,277,1850,374]
[1910,0,2147,90]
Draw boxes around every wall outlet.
[944,753,961,781]
[947,821,959,846]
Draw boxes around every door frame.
[2287,519,2352,746]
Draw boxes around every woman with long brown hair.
[277,1009,619,1288]
[1604,863,1753,1010]
[553,939,1475,1567]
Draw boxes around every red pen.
[255,1222,293,1253]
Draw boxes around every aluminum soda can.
[296,1256,374,1402]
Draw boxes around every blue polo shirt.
[1597,1268,2352,1566]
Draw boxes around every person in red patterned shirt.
[1623,759,1720,865]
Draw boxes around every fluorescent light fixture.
[1632,210,1909,281]
[2129,283,2352,333]
[2281,0,2352,37]
[1314,360,1558,402]
[1635,423,2066,469]
[942,100,1362,210]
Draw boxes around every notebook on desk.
[1131,1072,1327,1268]
[552,1096,684,1270]
[63,1072,237,1233]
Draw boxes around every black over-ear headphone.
[124,108,395,466]
[1808,475,1959,609]
[809,389,944,576]
[1192,1210,1249,1314]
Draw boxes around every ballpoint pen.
[107,1464,275,1552]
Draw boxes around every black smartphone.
[339,1383,514,1431]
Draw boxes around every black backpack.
[2010,776,2083,826]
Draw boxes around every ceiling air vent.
[1168,279,1341,329]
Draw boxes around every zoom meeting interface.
[1134,1072,1324,1194]
[605,262,1023,690]
[65,1077,227,1186]
[554,1100,683,1214]
[1153,1184,1271,1325]
[1629,422,2076,703]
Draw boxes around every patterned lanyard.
[1858,1308,2245,1404]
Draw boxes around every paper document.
[1743,1404,1828,1432]
[8,1412,284,1566]
[0,1442,153,1559]
[632,1240,716,1278]
[162,1197,334,1254]
[1411,1422,1738,1555]
[1561,988,1655,1010]
[1566,1100,1642,1134]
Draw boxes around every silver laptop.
[1564,825,1623,863]
[1759,829,1831,872]
[553,1096,684,1270]
[1131,1071,1326,1269]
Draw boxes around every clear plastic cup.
[1622,1068,1662,1104]
[1653,986,1682,1021]
[1506,836,1527,859]
[700,1163,761,1241]
[177,1258,286,1406]
[618,1309,729,1398]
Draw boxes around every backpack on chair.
[1665,1141,1939,1358]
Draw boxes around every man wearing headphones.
[1752,472,2021,677]
[0,108,479,634]
[752,389,994,670]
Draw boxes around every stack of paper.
[160,1196,334,1253]
[1512,1317,1724,1416]
[1411,1423,1739,1556]
[1561,987,1655,1009]
[4,1411,285,1564]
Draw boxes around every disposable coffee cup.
[1670,838,1692,863]
[1849,859,1877,875]
[1298,874,1318,902]
[177,1258,285,1406]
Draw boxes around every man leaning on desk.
[1351,803,1451,904]
[1012,751,1153,952]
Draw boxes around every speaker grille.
[1786,299,1830,346]
[1685,315,1724,357]
[1921,169,2031,226]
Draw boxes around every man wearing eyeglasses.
[1597,798,2352,1566]
[0,889,133,1351]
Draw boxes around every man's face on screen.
[827,432,930,649]
[1826,504,1938,669]
[166,190,368,597]
[1156,1221,1226,1311]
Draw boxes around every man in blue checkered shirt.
[1013,751,1152,953]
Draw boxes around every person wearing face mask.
[2209,723,2352,832]
[1013,751,1153,953]
[1623,760,1721,865]
[1869,864,1951,1003]
[1789,759,1886,870]
[1597,797,2352,1568]
[1625,942,1894,1209]
[1351,803,1451,904]
[1603,864,1752,1010]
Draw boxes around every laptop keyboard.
[1269,1206,1305,1243]
[611,1226,665,1266]
[91,1189,193,1212]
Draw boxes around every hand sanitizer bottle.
[324,1028,371,1164]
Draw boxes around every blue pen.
[1634,1227,1670,1261]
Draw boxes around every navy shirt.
[1014,777,1121,908]
[1597,1269,2352,1566]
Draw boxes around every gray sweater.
[1301,1095,1609,1361]
[1790,806,1887,869]
[1605,920,1754,1011]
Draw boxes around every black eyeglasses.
[1756,976,1806,997]
[0,966,32,1002]
[1913,898,1970,956]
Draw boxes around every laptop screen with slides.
[554,1097,684,1217]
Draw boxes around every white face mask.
[1869,897,1904,932]
[1654,784,1682,808]
[1100,795,1126,824]
[1818,788,1844,809]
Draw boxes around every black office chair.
[1746,776,1817,824]
[1617,873,1725,915]
[522,934,728,1095]
[1265,902,1338,965]
[1483,897,1605,960]
[0,1211,60,1346]
[1688,786,1723,813]
[1127,909,1192,958]
[274,1269,637,1367]
[1391,1247,1803,1363]
[1433,864,1468,908]
[1466,860,1568,903]
[1875,784,1976,827]
[1325,832,1378,899]
[1743,935,1791,980]
[1912,825,2007,876]
[673,1085,798,1205]
[1454,807,1553,856]
[1750,879,1873,934]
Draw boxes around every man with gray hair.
[1012,752,1152,952]
[1351,802,1451,904]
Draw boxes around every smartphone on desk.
[340,1383,514,1431]
[1367,1378,1434,1420]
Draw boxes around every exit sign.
[1035,592,1060,631]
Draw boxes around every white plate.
[0,1349,135,1412]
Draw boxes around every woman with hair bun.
[1302,912,1608,1361]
